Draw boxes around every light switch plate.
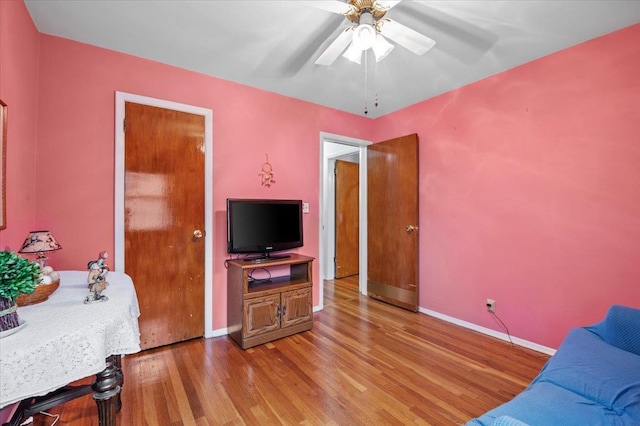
[302,202,310,213]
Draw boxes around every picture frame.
[0,99,6,230]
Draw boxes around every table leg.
[112,355,123,412]
[92,357,121,426]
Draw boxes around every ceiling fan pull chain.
[375,59,379,108]
[364,50,369,115]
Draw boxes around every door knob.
[193,230,204,239]
[406,225,419,233]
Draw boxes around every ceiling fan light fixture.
[343,41,363,64]
[352,11,376,50]
[372,34,394,62]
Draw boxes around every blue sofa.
[467,305,640,426]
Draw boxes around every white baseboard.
[419,308,557,356]
[208,307,556,356]
[207,327,228,338]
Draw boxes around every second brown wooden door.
[335,160,360,279]
[367,134,419,311]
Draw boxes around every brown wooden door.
[367,134,419,311]
[335,160,360,278]
[124,102,205,350]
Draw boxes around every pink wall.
[3,0,639,349]
[373,23,640,348]
[0,0,40,250]
[0,0,40,420]
[31,35,372,330]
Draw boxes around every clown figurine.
[85,251,109,303]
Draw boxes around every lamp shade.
[353,24,376,50]
[18,231,62,254]
[352,11,376,51]
[343,41,363,64]
[19,231,62,268]
[372,34,394,62]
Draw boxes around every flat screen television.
[226,198,303,261]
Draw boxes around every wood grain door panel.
[281,288,312,328]
[335,160,360,278]
[124,102,205,349]
[367,134,419,311]
[244,294,280,338]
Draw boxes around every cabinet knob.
[193,230,204,239]
[406,225,419,233]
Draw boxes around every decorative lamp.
[18,230,62,268]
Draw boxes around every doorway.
[114,92,214,345]
[319,133,371,309]
[320,132,420,312]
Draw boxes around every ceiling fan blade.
[315,28,354,66]
[380,19,436,55]
[392,2,498,62]
[300,1,354,15]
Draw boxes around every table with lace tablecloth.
[0,270,141,425]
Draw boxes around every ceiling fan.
[307,0,436,66]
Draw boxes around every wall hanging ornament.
[259,154,275,187]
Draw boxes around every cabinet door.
[244,294,280,338]
[281,287,312,329]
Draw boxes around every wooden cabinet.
[227,254,314,349]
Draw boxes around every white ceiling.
[24,0,640,118]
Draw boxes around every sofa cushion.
[492,416,530,426]
[467,381,639,426]
[585,304,640,356]
[532,327,640,421]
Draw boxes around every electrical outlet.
[302,202,310,214]
[486,298,496,312]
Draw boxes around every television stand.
[227,254,314,349]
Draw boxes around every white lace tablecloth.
[0,271,141,408]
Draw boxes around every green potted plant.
[0,250,40,332]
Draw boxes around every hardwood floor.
[33,277,549,425]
